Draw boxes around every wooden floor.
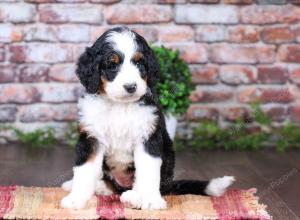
[0,144,299,219]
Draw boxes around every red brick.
[24,24,56,42]
[90,0,120,3]
[241,5,281,24]
[278,45,300,63]
[9,43,73,63]
[19,104,77,122]
[224,0,253,4]
[56,0,86,2]
[168,43,208,64]
[238,87,294,103]
[291,0,300,4]
[157,26,194,43]
[195,25,226,42]
[295,27,300,42]
[0,64,17,83]
[19,64,49,82]
[0,3,36,23]
[190,65,219,84]
[73,44,89,60]
[262,105,286,122]
[90,26,108,42]
[25,0,56,2]
[257,66,288,84]
[289,105,300,123]
[131,27,158,42]
[281,6,300,23]
[211,44,275,64]
[261,26,294,43]
[39,4,103,24]
[0,45,4,61]
[106,5,172,24]
[0,105,17,122]
[0,24,23,43]
[0,84,40,104]
[186,104,218,121]
[259,87,293,103]
[241,5,300,24]
[189,0,219,3]
[55,24,89,42]
[37,84,80,103]
[19,104,54,122]
[290,67,300,85]
[175,5,238,24]
[256,0,288,4]
[220,65,256,85]
[49,64,78,82]
[238,87,258,103]
[158,0,186,3]
[220,106,249,122]
[228,26,260,43]
[190,86,234,103]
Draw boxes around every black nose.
[123,83,137,94]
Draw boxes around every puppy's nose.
[123,83,137,94]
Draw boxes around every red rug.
[0,186,272,219]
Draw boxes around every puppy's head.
[76,27,159,103]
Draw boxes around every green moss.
[64,122,79,147]
[187,103,300,152]
[12,127,57,147]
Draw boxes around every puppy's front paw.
[140,195,167,210]
[120,190,142,209]
[60,194,87,209]
[120,190,167,210]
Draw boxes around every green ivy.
[152,46,194,115]
[188,103,300,152]
[12,127,57,147]
[64,122,79,147]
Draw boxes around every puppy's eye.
[135,59,146,68]
[103,60,118,71]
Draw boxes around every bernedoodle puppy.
[61,26,235,210]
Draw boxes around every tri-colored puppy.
[61,26,235,210]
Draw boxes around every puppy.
[61,26,235,210]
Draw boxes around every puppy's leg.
[120,144,166,210]
[61,148,104,209]
[61,179,73,191]
[95,180,114,196]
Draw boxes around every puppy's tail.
[161,176,235,196]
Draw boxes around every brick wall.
[1,0,300,141]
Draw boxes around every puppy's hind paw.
[205,176,235,197]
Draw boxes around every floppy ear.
[146,47,160,90]
[76,47,102,94]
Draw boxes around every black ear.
[146,47,160,90]
[76,47,101,94]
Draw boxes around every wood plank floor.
[0,144,299,219]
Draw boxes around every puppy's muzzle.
[123,83,137,94]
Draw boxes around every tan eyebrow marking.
[109,53,120,64]
[132,52,143,62]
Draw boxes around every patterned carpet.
[0,186,271,220]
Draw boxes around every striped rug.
[0,186,271,219]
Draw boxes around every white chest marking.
[78,94,158,156]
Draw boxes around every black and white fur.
[61,27,235,210]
